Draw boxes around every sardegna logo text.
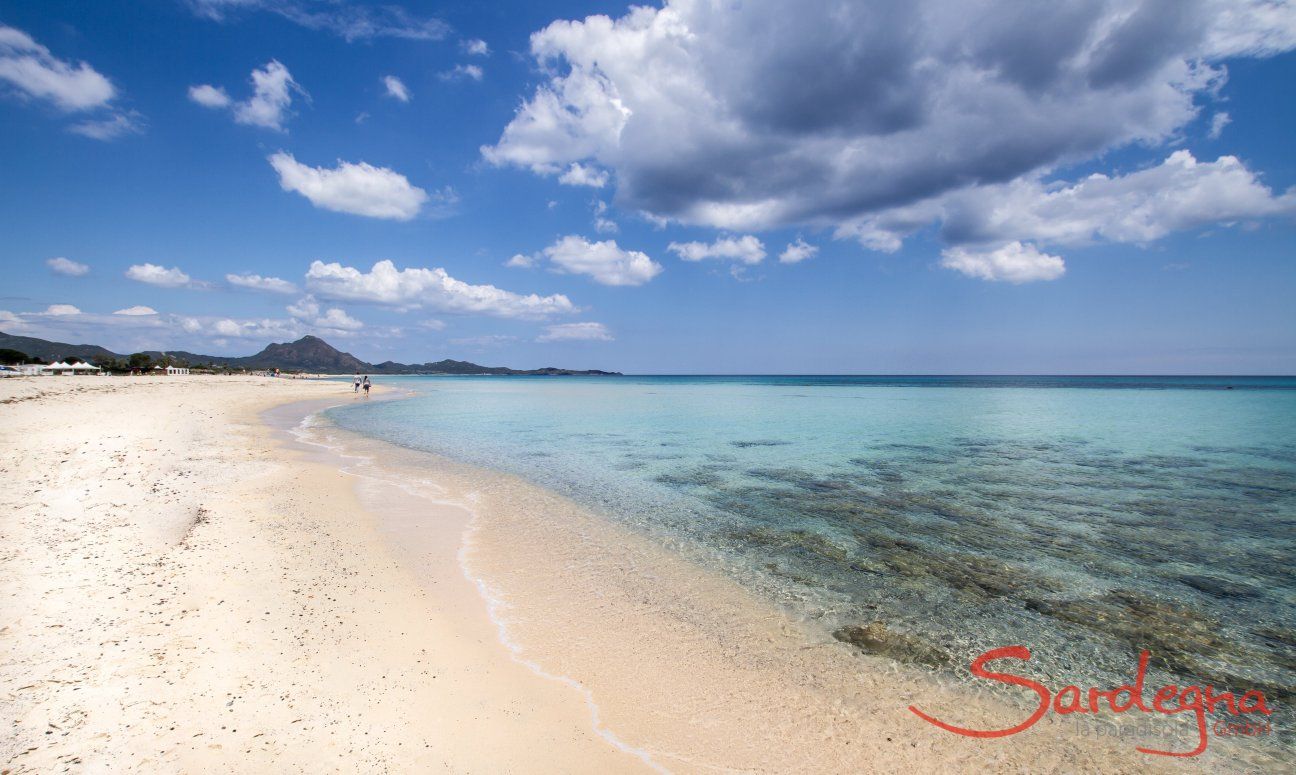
[909,646,1273,757]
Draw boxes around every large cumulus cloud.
[484,0,1296,279]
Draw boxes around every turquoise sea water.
[326,376,1296,708]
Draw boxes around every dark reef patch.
[833,621,952,668]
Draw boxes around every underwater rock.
[655,465,728,488]
[855,533,1062,599]
[1177,573,1263,600]
[735,526,851,564]
[1023,589,1237,679]
[1168,653,1296,711]
[832,621,952,668]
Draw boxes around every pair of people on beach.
[352,374,371,395]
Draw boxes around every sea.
[324,375,1296,715]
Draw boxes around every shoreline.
[264,393,665,771]
[297,390,1242,772]
[1,375,1272,771]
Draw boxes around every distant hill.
[0,332,119,363]
[239,336,369,372]
[0,331,620,376]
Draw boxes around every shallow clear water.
[327,376,1296,708]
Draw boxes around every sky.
[0,0,1294,374]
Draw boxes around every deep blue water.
[326,375,1296,707]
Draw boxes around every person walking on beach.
[353,373,361,393]
[362,375,371,397]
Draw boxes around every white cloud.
[284,296,317,319]
[305,259,576,318]
[382,75,410,102]
[940,242,1066,284]
[423,185,461,219]
[173,306,375,344]
[68,111,142,140]
[0,306,173,342]
[0,26,137,142]
[1204,0,1296,56]
[187,1,451,42]
[450,334,517,347]
[419,319,447,331]
[0,307,323,357]
[0,310,25,330]
[837,150,1296,280]
[0,25,115,111]
[46,256,89,276]
[558,162,608,188]
[313,308,363,330]
[1209,111,1232,139]
[932,151,1293,249]
[592,200,618,233]
[464,39,490,56]
[269,152,428,220]
[668,235,766,265]
[506,253,537,268]
[537,322,613,342]
[126,263,195,288]
[226,272,298,294]
[440,64,482,82]
[483,0,1296,244]
[189,61,304,131]
[779,238,818,264]
[542,235,663,286]
[235,61,303,130]
[209,317,303,340]
[188,83,231,108]
[286,295,363,331]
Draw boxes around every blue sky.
[1,0,1294,373]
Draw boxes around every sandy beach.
[4,0,1291,769]
[0,376,649,772]
[0,376,1264,772]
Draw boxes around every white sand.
[0,376,648,772]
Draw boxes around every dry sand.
[0,376,1255,772]
[0,376,648,772]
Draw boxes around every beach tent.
[43,361,101,375]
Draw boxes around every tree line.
[1,348,239,374]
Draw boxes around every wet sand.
[294,398,1239,773]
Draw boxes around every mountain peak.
[247,335,366,372]
[0,329,619,376]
